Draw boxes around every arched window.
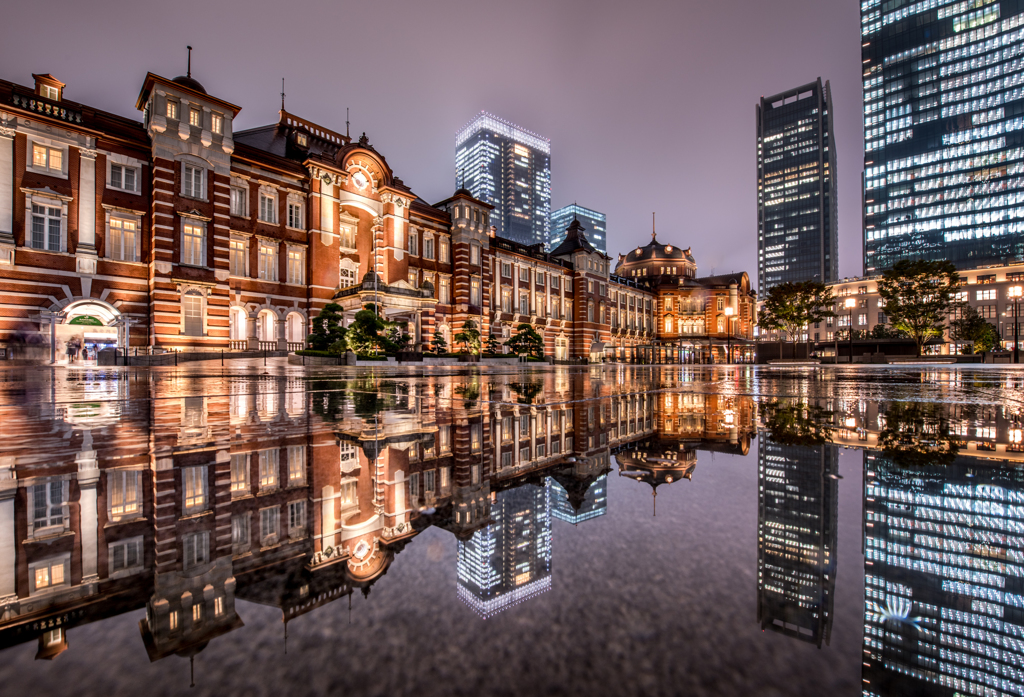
[286,313,305,343]
[256,310,276,341]
[339,258,358,288]
[717,316,725,333]
[230,308,247,341]
[587,301,594,322]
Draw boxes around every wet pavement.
[0,361,1023,696]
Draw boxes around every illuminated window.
[32,143,62,173]
[107,217,138,262]
[287,446,305,485]
[31,480,68,534]
[182,164,203,198]
[166,100,178,120]
[258,242,278,281]
[287,201,304,229]
[259,191,277,223]
[286,247,304,284]
[230,239,248,277]
[30,203,62,251]
[259,449,279,490]
[108,470,141,518]
[183,466,207,511]
[189,108,201,127]
[211,113,223,135]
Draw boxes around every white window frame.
[108,469,142,520]
[259,449,279,491]
[183,531,210,570]
[232,512,251,552]
[29,554,70,595]
[27,197,66,252]
[181,220,205,266]
[286,195,304,230]
[182,466,208,513]
[258,189,278,224]
[470,244,480,266]
[230,184,248,217]
[108,535,144,577]
[29,479,69,537]
[181,163,204,199]
[408,231,418,256]
[258,241,279,281]
[182,289,206,337]
[108,162,139,193]
[230,453,250,496]
[29,140,67,178]
[260,506,280,547]
[40,84,60,101]
[287,445,306,486]
[286,246,305,285]
[288,500,306,538]
[229,237,248,277]
[188,107,202,128]
[166,99,179,120]
[440,276,450,304]
[423,234,434,260]
[340,258,359,287]
[106,214,140,262]
[439,238,450,263]
[211,112,224,135]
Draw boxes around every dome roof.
[172,75,207,94]
[453,187,473,197]
[619,236,695,265]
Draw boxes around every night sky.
[0,0,864,286]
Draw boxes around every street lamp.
[845,297,857,364]
[1010,285,1022,364]
[724,306,734,365]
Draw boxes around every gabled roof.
[550,217,610,260]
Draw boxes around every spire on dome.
[652,212,657,241]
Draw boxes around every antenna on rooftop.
[186,46,193,78]
[346,108,350,138]
[281,78,286,111]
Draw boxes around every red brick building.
[0,68,752,364]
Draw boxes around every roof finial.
[186,46,192,79]
[652,489,657,517]
[281,78,285,111]
[652,212,656,241]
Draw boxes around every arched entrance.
[56,299,122,364]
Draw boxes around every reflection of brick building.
[0,68,752,364]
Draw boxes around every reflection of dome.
[172,75,207,94]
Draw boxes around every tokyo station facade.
[0,68,756,364]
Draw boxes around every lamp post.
[1011,285,1022,364]
[845,297,857,364]
[724,306,734,365]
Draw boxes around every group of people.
[64,337,93,363]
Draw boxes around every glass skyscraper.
[548,474,608,524]
[456,483,552,618]
[549,204,607,255]
[861,2,1024,273]
[756,437,838,648]
[756,78,838,291]
[862,452,1024,696]
[456,112,551,247]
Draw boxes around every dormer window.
[41,84,59,101]
[296,133,308,147]
[33,74,64,101]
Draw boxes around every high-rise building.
[456,483,552,618]
[862,452,1024,695]
[550,204,607,255]
[861,4,1024,273]
[756,437,838,647]
[456,111,551,247]
[756,78,838,291]
[548,474,607,524]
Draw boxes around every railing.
[11,92,83,124]
[259,341,277,351]
[230,340,248,350]
[287,342,304,351]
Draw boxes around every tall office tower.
[456,483,552,618]
[548,474,608,524]
[861,4,1024,273]
[455,112,551,247]
[862,453,1024,695]
[756,78,838,292]
[549,204,607,255]
[756,437,838,647]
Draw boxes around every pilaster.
[0,121,15,265]
[76,147,99,275]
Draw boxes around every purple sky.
[1,0,864,287]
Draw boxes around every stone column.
[247,311,258,350]
[0,123,15,265]
[76,148,99,276]
[77,449,100,584]
[276,317,287,351]
[0,457,17,603]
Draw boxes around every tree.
[454,320,482,355]
[757,281,835,357]
[485,334,502,355]
[950,305,1000,354]
[877,259,962,357]
[759,400,834,446]
[307,303,346,351]
[505,323,544,359]
[346,304,399,356]
[431,332,448,355]
[878,401,960,467]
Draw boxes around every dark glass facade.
[756,437,838,647]
[862,452,1024,695]
[549,474,608,524]
[456,112,551,247]
[549,204,607,255]
[861,1,1024,274]
[757,78,838,291]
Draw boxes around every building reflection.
[0,367,709,661]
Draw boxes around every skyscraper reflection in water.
[757,437,839,648]
[548,475,607,525]
[862,452,1024,696]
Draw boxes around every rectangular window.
[229,239,247,277]
[166,100,179,120]
[215,596,224,617]
[978,305,997,319]
[440,277,450,304]
[551,276,559,290]
[231,513,250,551]
[40,84,59,101]
[287,201,303,229]
[439,425,451,453]
[32,143,63,173]
[520,267,530,282]
[31,481,68,533]
[408,233,418,256]
[260,507,280,545]
[502,289,512,313]
[339,480,358,508]
[424,236,434,260]
[287,446,305,485]
[519,293,530,315]
[502,263,511,278]
[109,470,141,519]
[424,469,436,494]
[258,243,278,281]
[107,218,138,262]
[109,537,142,574]
[182,165,203,199]
[211,113,223,135]
[977,289,997,301]
[230,186,248,216]
[858,313,868,326]
[470,244,480,266]
[259,193,277,223]
[183,293,204,336]
[470,277,481,306]
[286,248,304,285]
[30,204,62,252]
[189,108,202,127]
[409,472,420,499]
[183,532,209,570]
[259,449,280,490]
[408,270,419,286]
[32,558,67,592]
[439,239,449,263]
[288,501,306,536]
[183,466,207,511]
[230,453,249,495]
[109,164,137,192]
[182,222,204,266]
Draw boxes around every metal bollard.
[221,350,224,366]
